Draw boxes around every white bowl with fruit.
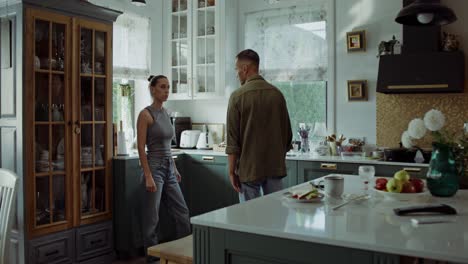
[374,170,429,201]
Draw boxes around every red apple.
[402,181,416,193]
[376,178,388,185]
[410,178,425,193]
[375,182,386,191]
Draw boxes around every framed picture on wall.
[346,30,366,52]
[347,80,368,101]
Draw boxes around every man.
[226,49,293,202]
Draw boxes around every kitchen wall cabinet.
[17,1,120,263]
[163,0,237,100]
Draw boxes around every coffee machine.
[170,117,191,148]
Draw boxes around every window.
[245,4,329,137]
[112,13,150,135]
[113,79,135,139]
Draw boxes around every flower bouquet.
[298,123,312,153]
[401,109,466,196]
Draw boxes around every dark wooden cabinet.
[19,2,120,263]
[28,229,75,264]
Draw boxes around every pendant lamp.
[395,0,457,26]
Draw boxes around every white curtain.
[113,13,150,79]
[245,4,328,82]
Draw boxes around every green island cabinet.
[113,154,428,257]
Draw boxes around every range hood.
[377,0,465,94]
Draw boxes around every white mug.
[318,175,344,198]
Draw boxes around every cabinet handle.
[45,250,59,257]
[202,156,214,161]
[320,163,337,170]
[74,121,81,134]
[403,168,422,173]
[90,239,103,245]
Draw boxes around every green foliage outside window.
[274,81,327,140]
[112,80,135,132]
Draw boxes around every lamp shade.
[131,0,146,6]
[312,122,328,137]
[395,0,457,26]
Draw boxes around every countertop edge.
[113,150,429,167]
[190,219,466,263]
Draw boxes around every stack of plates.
[36,160,49,172]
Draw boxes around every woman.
[137,75,190,260]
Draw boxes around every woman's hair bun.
[147,75,155,82]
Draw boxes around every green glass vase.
[427,143,459,197]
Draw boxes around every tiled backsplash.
[376,90,468,147]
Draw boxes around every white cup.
[318,175,344,198]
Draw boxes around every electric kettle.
[196,131,214,149]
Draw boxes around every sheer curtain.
[245,4,328,82]
[113,13,150,79]
[244,3,329,136]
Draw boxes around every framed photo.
[346,30,366,52]
[347,80,368,101]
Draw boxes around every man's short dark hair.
[236,49,260,68]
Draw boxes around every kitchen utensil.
[317,175,344,198]
[332,194,370,210]
[196,131,214,149]
[179,130,201,149]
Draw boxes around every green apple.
[386,178,403,193]
[394,170,410,183]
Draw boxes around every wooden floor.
[112,257,159,264]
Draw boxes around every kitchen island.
[190,175,468,264]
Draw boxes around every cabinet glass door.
[78,26,110,221]
[33,18,69,228]
[193,0,216,96]
[170,0,190,98]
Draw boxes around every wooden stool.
[147,235,193,264]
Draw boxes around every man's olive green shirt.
[226,75,292,183]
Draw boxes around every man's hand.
[229,173,241,193]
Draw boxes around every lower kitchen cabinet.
[282,160,298,188]
[28,229,75,264]
[187,155,237,217]
[297,161,358,183]
[375,164,428,178]
[28,221,113,264]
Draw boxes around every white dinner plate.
[282,192,324,203]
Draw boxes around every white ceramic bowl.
[374,188,430,201]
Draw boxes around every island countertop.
[190,175,468,263]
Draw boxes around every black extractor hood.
[377,0,465,94]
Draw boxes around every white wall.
[335,0,401,144]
